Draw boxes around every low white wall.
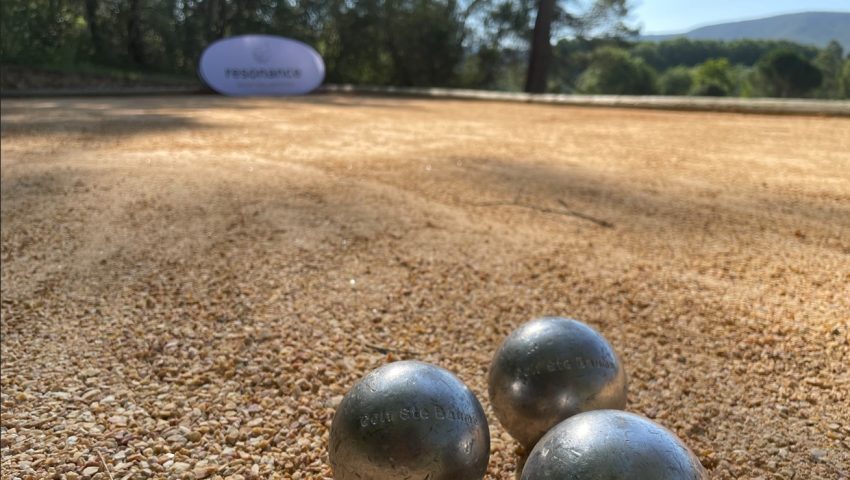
[4,84,849,116]
[320,84,850,116]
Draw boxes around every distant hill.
[643,12,850,51]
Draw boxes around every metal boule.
[488,316,627,449]
[520,410,708,480]
[329,360,490,480]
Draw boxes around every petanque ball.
[521,410,708,479]
[489,316,628,449]
[329,360,490,479]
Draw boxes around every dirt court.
[1,95,848,479]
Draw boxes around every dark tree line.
[548,37,847,98]
[631,37,821,71]
[1,0,848,98]
[0,0,632,91]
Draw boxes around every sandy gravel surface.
[1,95,849,479]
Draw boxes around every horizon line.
[642,9,850,37]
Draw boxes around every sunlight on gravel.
[1,95,849,479]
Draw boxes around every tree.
[842,58,850,99]
[0,0,87,65]
[523,0,633,93]
[385,0,467,86]
[813,41,844,98]
[84,0,105,61]
[657,66,692,96]
[577,46,656,95]
[466,0,536,90]
[127,0,146,65]
[326,0,467,87]
[691,58,734,96]
[631,38,819,71]
[756,49,822,98]
[547,37,615,93]
[525,0,555,92]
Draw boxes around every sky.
[634,0,850,34]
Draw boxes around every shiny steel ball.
[521,410,708,480]
[329,361,490,480]
[488,317,627,448]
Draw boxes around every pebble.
[194,465,217,478]
[81,466,99,477]
[809,449,827,462]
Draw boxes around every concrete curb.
[319,84,850,117]
[3,84,848,116]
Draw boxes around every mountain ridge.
[642,12,850,50]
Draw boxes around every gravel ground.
[1,95,848,480]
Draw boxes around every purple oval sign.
[199,35,325,96]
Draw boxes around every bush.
[690,58,734,96]
[657,66,693,95]
[813,41,845,98]
[755,49,822,98]
[577,47,657,95]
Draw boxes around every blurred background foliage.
[1,0,848,98]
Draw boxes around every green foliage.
[632,38,819,71]
[321,1,468,86]
[548,38,612,93]
[1,0,88,65]
[657,66,692,95]
[381,0,466,86]
[812,41,844,98]
[842,59,850,99]
[577,46,656,94]
[755,49,823,98]
[691,58,734,96]
[460,47,526,91]
[480,0,535,45]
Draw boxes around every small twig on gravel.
[556,199,614,228]
[469,200,614,228]
[23,413,61,429]
[97,448,115,480]
[361,341,421,356]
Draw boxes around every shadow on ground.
[0,96,264,138]
[427,157,850,248]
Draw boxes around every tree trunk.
[127,0,146,65]
[524,0,555,93]
[84,0,104,61]
[217,0,229,38]
[181,0,194,71]
[204,0,218,42]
